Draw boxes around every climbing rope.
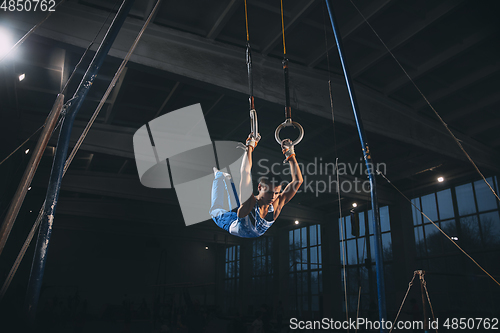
[244,0,260,142]
[274,0,304,148]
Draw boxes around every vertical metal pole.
[0,94,64,256]
[325,1,388,330]
[295,262,299,317]
[24,0,135,323]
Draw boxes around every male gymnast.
[209,135,303,237]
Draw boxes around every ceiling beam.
[206,0,239,40]
[351,0,464,78]
[118,159,129,174]
[466,116,500,137]
[445,92,500,122]
[144,0,160,22]
[307,0,392,68]
[250,0,290,15]
[261,0,317,56]
[384,31,491,96]
[85,153,94,172]
[388,159,449,183]
[10,1,500,172]
[413,62,500,110]
[23,117,137,159]
[203,94,224,117]
[154,81,181,118]
[104,66,128,124]
[491,136,500,148]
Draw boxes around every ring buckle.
[250,109,261,141]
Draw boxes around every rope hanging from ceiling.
[244,0,260,142]
[274,0,304,155]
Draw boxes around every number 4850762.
[443,318,499,330]
[0,0,56,12]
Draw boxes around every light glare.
[294,220,299,225]
[19,73,25,81]
[437,177,444,182]
[0,28,13,59]
[352,202,358,208]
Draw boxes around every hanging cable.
[389,271,417,333]
[355,226,368,333]
[275,0,304,149]
[322,4,351,322]
[336,158,349,323]
[244,0,260,141]
[61,0,121,96]
[0,125,43,167]
[419,271,438,333]
[418,270,430,332]
[65,0,161,172]
[0,0,162,302]
[347,0,500,204]
[377,170,500,287]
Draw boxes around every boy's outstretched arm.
[277,139,303,209]
[237,136,258,218]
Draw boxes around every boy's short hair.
[258,174,284,189]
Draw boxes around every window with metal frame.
[338,206,392,315]
[288,224,323,317]
[224,245,240,312]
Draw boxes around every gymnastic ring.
[274,119,304,146]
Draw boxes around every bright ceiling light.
[294,220,299,225]
[19,73,25,81]
[437,176,444,183]
[25,149,29,154]
[0,28,13,59]
[352,202,357,208]
[205,246,209,250]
